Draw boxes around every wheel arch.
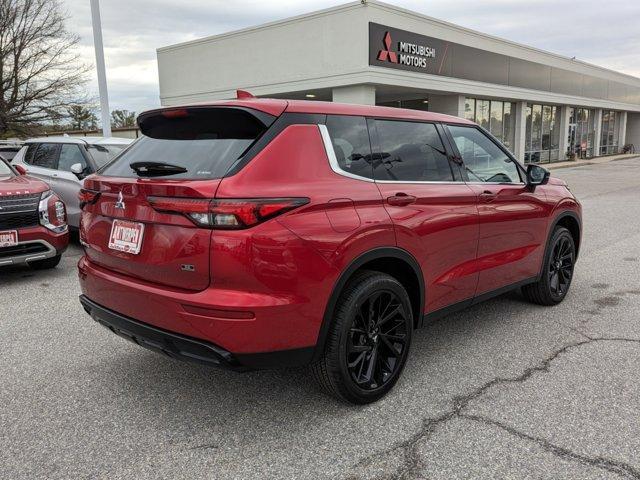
[551,210,581,256]
[312,247,424,362]
[538,210,582,280]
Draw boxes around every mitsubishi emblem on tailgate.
[115,191,125,210]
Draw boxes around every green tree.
[0,0,89,137]
[111,109,136,128]
[67,105,97,130]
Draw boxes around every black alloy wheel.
[522,226,576,305]
[311,271,413,404]
[346,290,409,390]
[548,235,574,298]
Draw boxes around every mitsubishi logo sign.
[377,31,398,63]
[369,23,444,74]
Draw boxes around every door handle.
[387,193,417,206]
[479,190,497,202]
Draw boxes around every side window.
[373,120,453,182]
[325,115,373,179]
[58,144,88,172]
[447,125,521,183]
[23,144,38,165]
[30,144,60,169]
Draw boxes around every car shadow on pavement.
[84,288,554,450]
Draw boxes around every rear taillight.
[39,190,67,233]
[148,197,309,229]
[78,188,101,209]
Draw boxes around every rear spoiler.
[137,106,277,140]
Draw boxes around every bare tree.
[0,0,89,137]
[111,109,136,128]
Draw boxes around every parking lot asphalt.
[1,157,640,480]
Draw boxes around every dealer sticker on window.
[108,220,144,255]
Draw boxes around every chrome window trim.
[318,124,375,183]
[375,180,466,185]
[464,182,526,186]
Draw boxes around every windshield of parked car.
[88,144,128,169]
[0,159,14,177]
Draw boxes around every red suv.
[0,158,68,269]
[78,96,581,403]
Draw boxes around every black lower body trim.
[79,295,314,371]
[421,276,537,327]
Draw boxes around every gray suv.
[13,136,132,228]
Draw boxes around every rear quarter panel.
[215,124,396,344]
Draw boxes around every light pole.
[90,0,111,137]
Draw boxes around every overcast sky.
[63,0,640,115]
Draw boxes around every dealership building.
[157,0,640,164]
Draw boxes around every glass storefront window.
[464,98,475,121]
[464,97,516,152]
[600,110,619,155]
[568,107,595,159]
[490,101,503,140]
[503,103,515,151]
[477,100,490,130]
[525,103,560,164]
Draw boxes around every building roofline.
[157,0,640,85]
[156,1,365,53]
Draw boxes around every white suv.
[13,136,133,228]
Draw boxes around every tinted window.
[325,115,373,179]
[88,144,126,169]
[102,108,270,179]
[23,144,38,165]
[373,120,453,181]
[448,125,521,183]
[58,144,88,172]
[30,144,60,169]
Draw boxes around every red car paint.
[0,167,69,265]
[78,98,581,367]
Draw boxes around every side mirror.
[15,164,27,175]
[70,163,85,178]
[526,164,550,188]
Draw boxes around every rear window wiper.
[130,161,188,177]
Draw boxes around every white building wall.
[157,4,370,105]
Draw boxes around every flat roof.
[158,0,639,84]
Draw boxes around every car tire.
[522,226,576,305]
[311,270,413,404]
[29,254,62,270]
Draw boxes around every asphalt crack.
[350,337,640,480]
[462,413,640,479]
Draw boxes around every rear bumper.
[0,226,68,266]
[80,294,313,370]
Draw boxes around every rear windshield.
[88,144,127,169]
[100,107,273,180]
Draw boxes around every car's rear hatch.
[80,104,282,291]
